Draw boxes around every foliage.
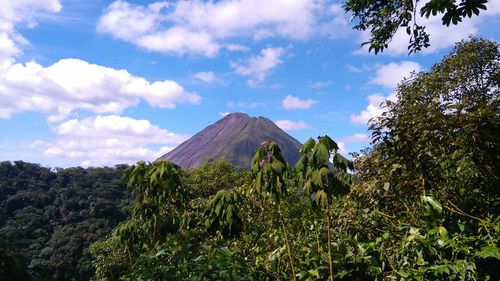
[91,38,499,281]
[184,157,251,199]
[0,238,30,281]
[204,189,243,238]
[0,161,131,280]
[350,37,500,279]
[251,141,291,200]
[2,38,499,281]
[365,37,499,216]
[296,136,352,208]
[344,0,491,54]
[89,159,261,280]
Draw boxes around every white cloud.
[193,71,224,85]
[231,47,285,86]
[318,4,355,39]
[224,44,250,52]
[0,0,200,121]
[97,0,350,56]
[274,120,312,130]
[347,64,362,73]
[339,133,371,143]
[350,63,425,128]
[347,63,375,73]
[0,31,21,63]
[371,61,421,89]
[40,115,188,166]
[137,27,220,57]
[282,95,318,110]
[335,133,372,156]
[336,141,348,156]
[193,71,216,83]
[0,0,62,30]
[96,0,164,41]
[0,58,201,120]
[350,93,397,125]
[0,0,62,63]
[219,112,231,117]
[354,5,500,56]
[169,0,318,39]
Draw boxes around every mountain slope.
[158,112,302,168]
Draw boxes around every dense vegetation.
[0,162,132,280]
[1,38,498,280]
[90,39,499,280]
[0,158,248,281]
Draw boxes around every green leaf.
[478,245,500,259]
[312,143,329,165]
[319,135,339,151]
[294,154,308,173]
[438,226,447,237]
[311,169,325,186]
[308,269,319,278]
[313,190,328,208]
[215,204,221,216]
[251,147,267,171]
[421,195,443,214]
[300,138,316,154]
[226,205,234,222]
[255,172,263,192]
[271,160,285,174]
[269,142,285,162]
[333,153,353,171]
[304,180,313,195]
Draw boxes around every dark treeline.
[0,161,132,280]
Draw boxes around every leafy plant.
[204,189,243,238]
[344,0,490,54]
[295,136,353,280]
[251,141,298,280]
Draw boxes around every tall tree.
[344,0,492,54]
[360,37,499,216]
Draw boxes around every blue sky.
[1,0,499,167]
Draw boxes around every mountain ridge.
[158,112,302,168]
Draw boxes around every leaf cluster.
[344,0,490,54]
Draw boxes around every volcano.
[158,112,302,169]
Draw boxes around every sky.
[0,0,499,168]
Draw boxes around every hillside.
[158,112,302,168]
[0,162,131,280]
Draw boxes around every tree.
[344,0,492,54]
[346,36,500,247]
[0,238,30,281]
[295,136,352,280]
[184,157,250,199]
[251,141,298,280]
[364,38,499,215]
[0,162,130,280]
[347,37,500,280]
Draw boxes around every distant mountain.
[158,112,302,169]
